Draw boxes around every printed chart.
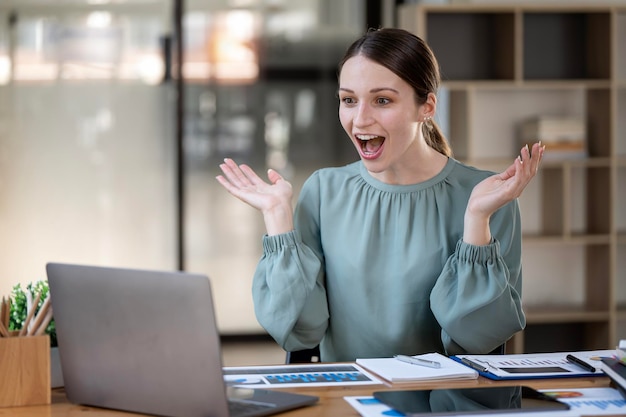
[223,363,383,388]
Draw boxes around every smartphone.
[373,385,570,416]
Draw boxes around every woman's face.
[338,55,428,180]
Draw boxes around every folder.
[452,349,615,380]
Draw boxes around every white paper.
[222,363,384,388]
[356,352,478,382]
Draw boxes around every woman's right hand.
[216,158,294,235]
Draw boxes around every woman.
[216,28,544,361]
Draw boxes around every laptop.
[46,262,318,417]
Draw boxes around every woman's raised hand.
[464,142,545,245]
[216,158,294,235]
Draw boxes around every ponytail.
[423,119,452,157]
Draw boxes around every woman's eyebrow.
[370,87,399,94]
[337,87,399,94]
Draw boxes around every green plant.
[9,280,57,347]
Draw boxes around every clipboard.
[451,349,616,380]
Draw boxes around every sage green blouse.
[252,158,525,362]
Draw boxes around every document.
[222,363,383,388]
[452,349,616,380]
[356,352,478,383]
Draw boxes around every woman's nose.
[354,103,374,127]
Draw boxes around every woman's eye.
[376,97,390,105]
[341,97,355,104]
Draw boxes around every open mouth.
[356,134,385,157]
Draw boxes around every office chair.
[491,343,506,355]
[286,346,321,364]
[285,343,504,364]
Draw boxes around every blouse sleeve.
[430,199,526,355]
[251,173,330,352]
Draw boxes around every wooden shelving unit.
[398,4,625,353]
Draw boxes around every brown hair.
[338,28,452,157]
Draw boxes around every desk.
[2,375,615,417]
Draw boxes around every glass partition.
[0,2,176,295]
[183,0,364,333]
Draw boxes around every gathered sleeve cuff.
[456,237,500,264]
[431,238,525,355]
[262,230,300,253]
[253,230,329,352]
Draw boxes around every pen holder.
[0,336,50,407]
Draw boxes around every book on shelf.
[518,116,586,160]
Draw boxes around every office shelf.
[399,3,625,353]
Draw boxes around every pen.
[18,291,41,337]
[566,354,596,373]
[461,358,488,373]
[394,355,441,369]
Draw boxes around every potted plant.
[8,280,63,388]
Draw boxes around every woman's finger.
[219,159,253,188]
[239,163,268,187]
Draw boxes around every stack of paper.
[356,352,478,383]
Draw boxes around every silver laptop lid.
[47,263,230,417]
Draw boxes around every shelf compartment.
[425,12,515,81]
[586,88,612,158]
[583,166,611,235]
[521,322,610,353]
[467,88,586,160]
[522,307,611,353]
[521,242,611,317]
[527,164,611,237]
[618,89,626,157]
[447,90,469,160]
[523,12,612,80]
[618,11,626,82]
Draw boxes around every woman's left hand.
[464,142,544,245]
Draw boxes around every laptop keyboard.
[228,399,274,416]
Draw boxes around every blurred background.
[0,0,404,335]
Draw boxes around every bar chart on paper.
[223,363,383,388]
